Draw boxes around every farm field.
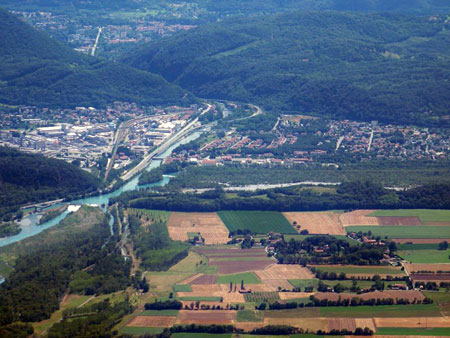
[236,310,264,322]
[312,265,405,277]
[129,208,170,226]
[313,290,425,302]
[398,249,450,263]
[376,327,450,335]
[218,211,296,234]
[167,212,230,244]
[346,226,450,239]
[374,316,450,328]
[283,211,345,235]
[320,304,441,318]
[120,326,164,335]
[216,272,261,284]
[398,243,440,250]
[370,209,450,224]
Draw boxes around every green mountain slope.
[123,12,450,126]
[0,146,102,220]
[0,8,193,108]
[1,0,449,14]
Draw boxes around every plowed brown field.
[255,264,314,280]
[328,318,356,331]
[375,316,450,328]
[283,212,345,235]
[263,317,328,331]
[167,212,229,244]
[279,292,315,300]
[405,263,450,274]
[127,316,175,327]
[189,274,217,285]
[175,310,236,325]
[214,260,274,274]
[339,210,379,227]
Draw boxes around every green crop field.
[178,296,223,301]
[397,243,439,250]
[120,327,164,335]
[422,291,450,305]
[376,327,450,336]
[173,284,192,292]
[244,291,279,303]
[369,209,450,222]
[284,234,360,245]
[216,272,261,284]
[217,211,295,234]
[289,279,320,290]
[398,250,450,263]
[314,265,404,275]
[320,304,441,317]
[236,310,264,322]
[346,226,450,239]
[140,310,179,316]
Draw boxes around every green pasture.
[369,209,450,222]
[346,226,450,239]
[236,310,264,322]
[376,327,450,336]
[398,249,450,263]
[218,211,295,234]
[397,243,439,250]
[216,272,261,284]
[320,304,441,317]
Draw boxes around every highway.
[120,103,213,182]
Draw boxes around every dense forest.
[112,181,450,213]
[0,206,130,332]
[128,213,190,271]
[0,7,193,108]
[0,147,101,221]
[2,0,449,14]
[161,161,450,189]
[124,11,450,126]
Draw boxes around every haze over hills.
[0,8,193,109]
[123,11,450,126]
[1,0,450,14]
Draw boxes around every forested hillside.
[0,147,101,220]
[124,12,450,126]
[0,8,193,108]
[1,0,449,14]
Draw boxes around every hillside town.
[166,114,449,167]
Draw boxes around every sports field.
[398,249,450,263]
[346,226,450,239]
[217,211,295,234]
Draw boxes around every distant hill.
[0,8,193,108]
[1,0,449,14]
[0,146,102,220]
[123,11,450,126]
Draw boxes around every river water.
[0,132,200,249]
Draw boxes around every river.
[0,132,200,249]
